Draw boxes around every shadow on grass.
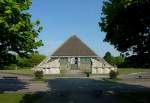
[19,92,44,103]
[0,79,28,93]
[117,91,150,103]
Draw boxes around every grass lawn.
[102,78,122,81]
[0,93,43,103]
[118,68,150,75]
[0,68,33,75]
[1,67,150,76]
[0,93,24,103]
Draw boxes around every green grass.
[31,77,48,82]
[1,67,150,76]
[118,68,150,75]
[60,69,67,76]
[0,93,24,103]
[0,68,33,75]
[0,93,44,103]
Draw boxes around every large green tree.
[0,0,43,65]
[100,0,150,67]
[17,53,46,67]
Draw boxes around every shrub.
[86,72,90,77]
[34,71,44,79]
[84,68,91,77]
[109,70,119,79]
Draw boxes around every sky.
[28,0,120,57]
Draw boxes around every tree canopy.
[17,53,46,67]
[100,0,150,67]
[0,0,43,65]
[103,52,125,67]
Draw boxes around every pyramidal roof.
[51,35,98,57]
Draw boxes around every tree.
[113,56,125,67]
[0,0,43,65]
[17,53,46,67]
[103,52,113,65]
[103,52,125,67]
[99,0,150,67]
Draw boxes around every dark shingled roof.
[51,35,98,57]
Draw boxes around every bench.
[3,76,18,80]
[137,75,150,79]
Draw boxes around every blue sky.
[28,0,120,57]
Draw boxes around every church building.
[34,35,116,74]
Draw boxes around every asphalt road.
[0,72,150,103]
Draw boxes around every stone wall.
[41,59,60,74]
[34,57,116,75]
[91,59,115,74]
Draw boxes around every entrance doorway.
[70,57,79,70]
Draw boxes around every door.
[70,57,78,70]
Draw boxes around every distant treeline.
[0,53,46,70]
[103,52,150,68]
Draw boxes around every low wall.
[42,68,60,74]
[91,58,116,74]
[92,67,114,74]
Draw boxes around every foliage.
[1,64,17,70]
[60,69,67,76]
[17,53,46,67]
[34,70,44,80]
[0,0,43,66]
[113,56,125,67]
[103,52,125,67]
[84,67,91,77]
[109,70,119,79]
[86,73,90,77]
[100,0,150,67]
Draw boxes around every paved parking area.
[0,72,150,103]
[0,72,150,93]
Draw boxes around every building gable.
[51,35,98,57]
